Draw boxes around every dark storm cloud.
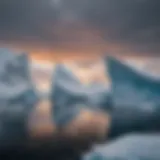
[0,0,160,54]
[73,0,160,54]
[0,0,59,43]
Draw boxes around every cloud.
[74,0,160,54]
[0,0,159,54]
[0,0,59,41]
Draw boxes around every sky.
[0,0,160,56]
